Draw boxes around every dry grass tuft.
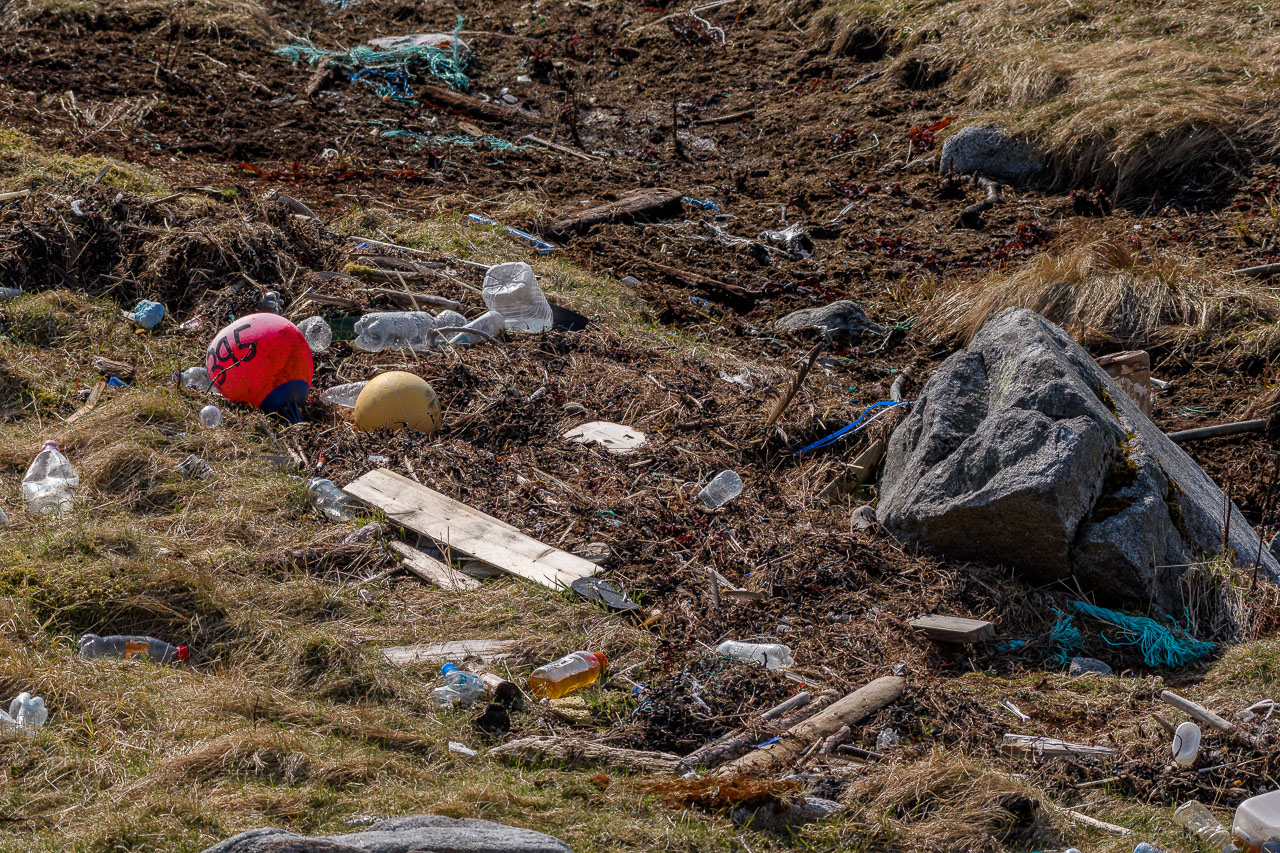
[151,730,372,787]
[927,235,1280,353]
[843,750,1048,852]
[805,0,1280,197]
[0,0,276,44]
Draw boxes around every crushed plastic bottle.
[199,404,224,428]
[353,312,439,352]
[321,381,369,409]
[22,440,79,516]
[714,640,793,670]
[482,262,552,333]
[307,478,361,522]
[1174,801,1234,852]
[77,633,189,663]
[431,663,485,708]
[529,651,607,699]
[179,366,217,394]
[876,727,900,751]
[698,470,743,509]
[448,310,505,346]
[259,290,284,314]
[298,315,332,353]
[176,454,213,479]
[8,693,47,730]
[0,287,23,300]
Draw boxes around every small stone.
[448,741,479,760]
[199,815,574,853]
[939,125,1045,186]
[730,796,844,830]
[575,542,613,565]
[1068,656,1114,677]
[851,505,877,531]
[775,300,882,340]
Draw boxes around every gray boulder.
[939,125,1045,186]
[878,308,1279,617]
[775,300,881,339]
[200,815,573,853]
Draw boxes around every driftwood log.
[1166,419,1266,444]
[488,736,680,773]
[417,82,541,124]
[546,189,684,238]
[717,676,905,776]
[959,178,1003,228]
[632,257,761,309]
[678,691,833,772]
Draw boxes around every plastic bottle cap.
[440,663,458,675]
[177,645,190,662]
[591,651,608,670]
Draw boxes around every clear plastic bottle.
[698,470,743,509]
[321,381,369,409]
[298,316,332,353]
[353,312,439,352]
[1175,801,1234,852]
[8,693,47,729]
[528,651,607,699]
[714,640,793,670]
[22,440,79,516]
[306,478,361,522]
[77,633,189,663]
[0,506,8,527]
[200,405,224,428]
[482,262,552,333]
[449,310,505,346]
[431,663,485,708]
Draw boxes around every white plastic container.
[482,262,552,333]
[698,470,743,509]
[298,316,332,353]
[8,693,46,729]
[180,366,217,394]
[1172,721,1201,768]
[714,640,793,670]
[22,440,78,516]
[353,312,439,352]
[1234,789,1280,852]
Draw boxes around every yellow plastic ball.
[352,371,442,435]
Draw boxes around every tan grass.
[0,0,275,44]
[927,234,1280,353]
[806,0,1280,197]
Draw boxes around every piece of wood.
[489,736,681,773]
[1233,262,1280,279]
[632,257,761,307]
[821,439,887,502]
[1000,734,1117,759]
[678,691,827,772]
[835,744,886,761]
[1167,419,1267,443]
[694,108,755,126]
[305,63,336,99]
[522,134,602,162]
[367,286,465,314]
[65,379,107,425]
[345,469,598,590]
[717,677,905,776]
[546,189,684,237]
[381,639,514,666]
[93,357,135,381]
[1160,690,1255,747]
[959,177,1003,228]
[389,541,480,591]
[765,340,826,429]
[1055,806,1133,836]
[908,615,995,644]
[417,81,541,124]
[1096,350,1152,416]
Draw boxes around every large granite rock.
[200,815,573,853]
[775,300,881,340]
[878,308,1279,615]
[939,125,1045,186]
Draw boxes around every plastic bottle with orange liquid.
[528,651,607,699]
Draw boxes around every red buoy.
[206,313,313,421]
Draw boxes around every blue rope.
[1049,608,1082,666]
[274,23,471,92]
[682,196,720,211]
[1070,600,1214,669]
[382,128,525,151]
[796,400,912,454]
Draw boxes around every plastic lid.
[176,645,190,662]
[590,651,608,671]
[440,663,458,675]
[42,440,58,449]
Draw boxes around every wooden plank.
[908,614,995,644]
[1001,734,1116,759]
[345,469,598,590]
[389,541,479,591]
[381,639,514,666]
[717,676,905,776]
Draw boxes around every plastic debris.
[466,213,557,254]
[131,299,165,329]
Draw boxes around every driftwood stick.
[835,744,886,761]
[1160,690,1255,748]
[1056,806,1133,837]
[632,257,761,305]
[677,691,823,772]
[546,189,684,237]
[522,134,601,162]
[417,82,540,123]
[694,108,755,126]
[1167,419,1267,443]
[889,367,912,403]
[488,736,680,773]
[367,286,465,314]
[717,677,906,776]
[765,339,827,429]
[959,178,1003,228]
[1233,262,1280,279]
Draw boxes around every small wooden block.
[908,615,995,644]
[390,540,480,591]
